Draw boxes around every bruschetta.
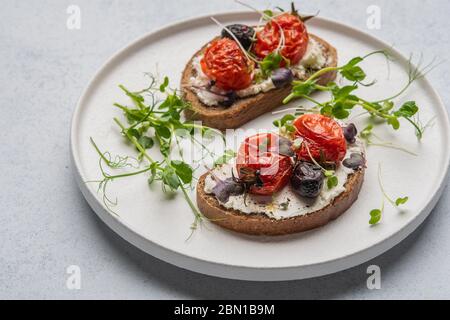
[196,114,366,236]
[181,8,337,130]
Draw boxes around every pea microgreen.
[89,75,224,235]
[273,114,297,135]
[359,124,418,156]
[370,163,409,225]
[260,52,283,77]
[283,51,437,140]
[326,175,339,190]
[369,208,383,225]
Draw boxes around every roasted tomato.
[294,114,347,164]
[201,38,254,90]
[236,133,293,196]
[254,13,309,65]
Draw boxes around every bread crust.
[181,34,338,130]
[196,168,364,236]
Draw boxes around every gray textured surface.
[0,0,449,300]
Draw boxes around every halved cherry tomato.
[201,38,254,90]
[294,114,347,164]
[254,13,309,65]
[236,133,293,195]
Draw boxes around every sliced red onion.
[271,68,294,88]
[212,177,245,203]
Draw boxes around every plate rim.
[70,11,450,281]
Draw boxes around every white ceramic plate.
[71,12,450,281]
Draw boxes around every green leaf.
[395,197,409,206]
[382,101,395,112]
[160,142,170,157]
[394,101,419,118]
[260,52,283,77]
[171,160,193,184]
[214,150,237,167]
[333,85,358,100]
[347,56,364,67]
[360,124,374,139]
[263,10,274,18]
[292,81,316,96]
[127,128,141,140]
[285,123,296,132]
[155,125,171,139]
[327,175,338,189]
[162,166,180,190]
[138,136,154,149]
[320,104,333,117]
[332,103,350,119]
[387,117,400,130]
[274,114,296,128]
[280,114,296,125]
[115,104,151,124]
[159,76,169,92]
[147,163,159,185]
[369,209,382,225]
[341,65,366,82]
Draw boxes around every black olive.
[221,24,255,50]
[343,123,358,144]
[343,153,365,170]
[290,161,324,198]
[271,68,294,88]
[219,91,238,107]
[212,177,245,203]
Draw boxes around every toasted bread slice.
[197,168,364,236]
[181,34,338,130]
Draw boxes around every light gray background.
[1,0,449,300]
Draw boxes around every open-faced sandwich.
[197,114,366,235]
[181,5,338,130]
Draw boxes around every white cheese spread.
[189,38,329,106]
[204,140,365,220]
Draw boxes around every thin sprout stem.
[179,179,203,221]
[300,94,326,107]
[272,106,319,115]
[377,163,396,206]
[90,138,114,165]
[303,140,334,175]
[372,55,440,104]
[307,66,340,82]
[313,84,332,91]
[368,142,418,156]
[102,167,153,180]
[404,117,423,140]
